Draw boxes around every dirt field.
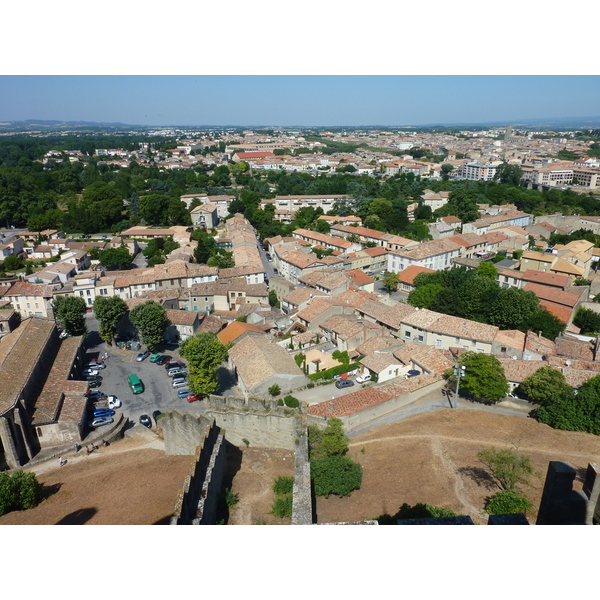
[314,409,600,524]
[2,409,600,525]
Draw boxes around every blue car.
[93,409,115,418]
[177,388,189,398]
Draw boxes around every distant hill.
[1,116,600,132]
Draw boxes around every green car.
[149,353,163,363]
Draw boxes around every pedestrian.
[74,443,80,453]
[92,443,98,450]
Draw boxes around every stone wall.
[205,395,301,450]
[160,410,213,456]
[292,423,313,525]
[170,418,227,525]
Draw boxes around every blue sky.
[1,75,599,127]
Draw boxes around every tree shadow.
[43,482,62,499]
[457,466,498,491]
[56,507,97,525]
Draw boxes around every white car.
[85,361,106,370]
[172,377,188,388]
[107,395,122,409]
[356,373,371,384]
[83,368,100,377]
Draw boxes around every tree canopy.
[53,295,87,337]
[129,301,168,350]
[477,447,536,491]
[93,295,128,344]
[179,332,229,398]
[446,351,509,403]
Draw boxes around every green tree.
[381,271,399,292]
[477,261,498,281]
[98,247,131,270]
[53,295,87,336]
[477,446,536,491]
[488,288,539,330]
[447,351,509,403]
[408,282,444,309]
[268,384,281,397]
[535,375,600,434]
[179,332,229,398]
[519,366,571,406]
[573,306,600,335]
[494,163,524,186]
[526,308,565,341]
[129,300,168,350]
[93,295,128,345]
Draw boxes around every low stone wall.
[170,418,227,525]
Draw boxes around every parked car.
[168,368,187,378]
[152,410,163,424]
[177,388,190,398]
[87,390,106,401]
[59,331,70,339]
[335,379,355,389]
[136,349,151,362]
[139,414,152,428]
[83,368,100,377]
[86,374,102,382]
[273,268,278,274]
[356,373,372,384]
[149,353,163,363]
[172,377,188,388]
[187,394,201,402]
[85,360,105,369]
[87,379,101,388]
[155,355,172,365]
[164,360,184,371]
[106,395,121,409]
[93,409,115,418]
[88,416,113,428]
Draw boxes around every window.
[405,331,411,338]
[436,340,442,347]
[418,335,424,342]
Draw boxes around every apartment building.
[387,238,463,273]
[292,229,361,254]
[190,202,219,229]
[261,195,349,215]
[457,160,501,181]
[0,281,55,318]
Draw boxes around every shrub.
[308,362,361,382]
[272,476,294,496]
[485,490,533,515]
[283,395,299,408]
[311,454,363,498]
[377,503,459,524]
[0,470,45,516]
[270,494,293,518]
[268,384,281,397]
[225,488,239,507]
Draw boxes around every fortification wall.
[206,395,300,450]
[292,423,313,525]
[160,411,213,456]
[170,418,227,525]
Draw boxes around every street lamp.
[453,365,465,409]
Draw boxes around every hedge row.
[308,362,361,382]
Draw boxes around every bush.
[283,395,299,408]
[485,490,533,515]
[272,476,294,496]
[377,502,459,524]
[268,384,281,397]
[225,488,239,507]
[311,454,363,498]
[270,494,293,518]
[308,362,361,382]
[0,470,45,516]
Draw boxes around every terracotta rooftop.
[217,321,266,345]
[397,265,436,285]
[306,373,442,417]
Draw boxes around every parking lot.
[83,339,208,429]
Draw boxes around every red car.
[187,394,201,402]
